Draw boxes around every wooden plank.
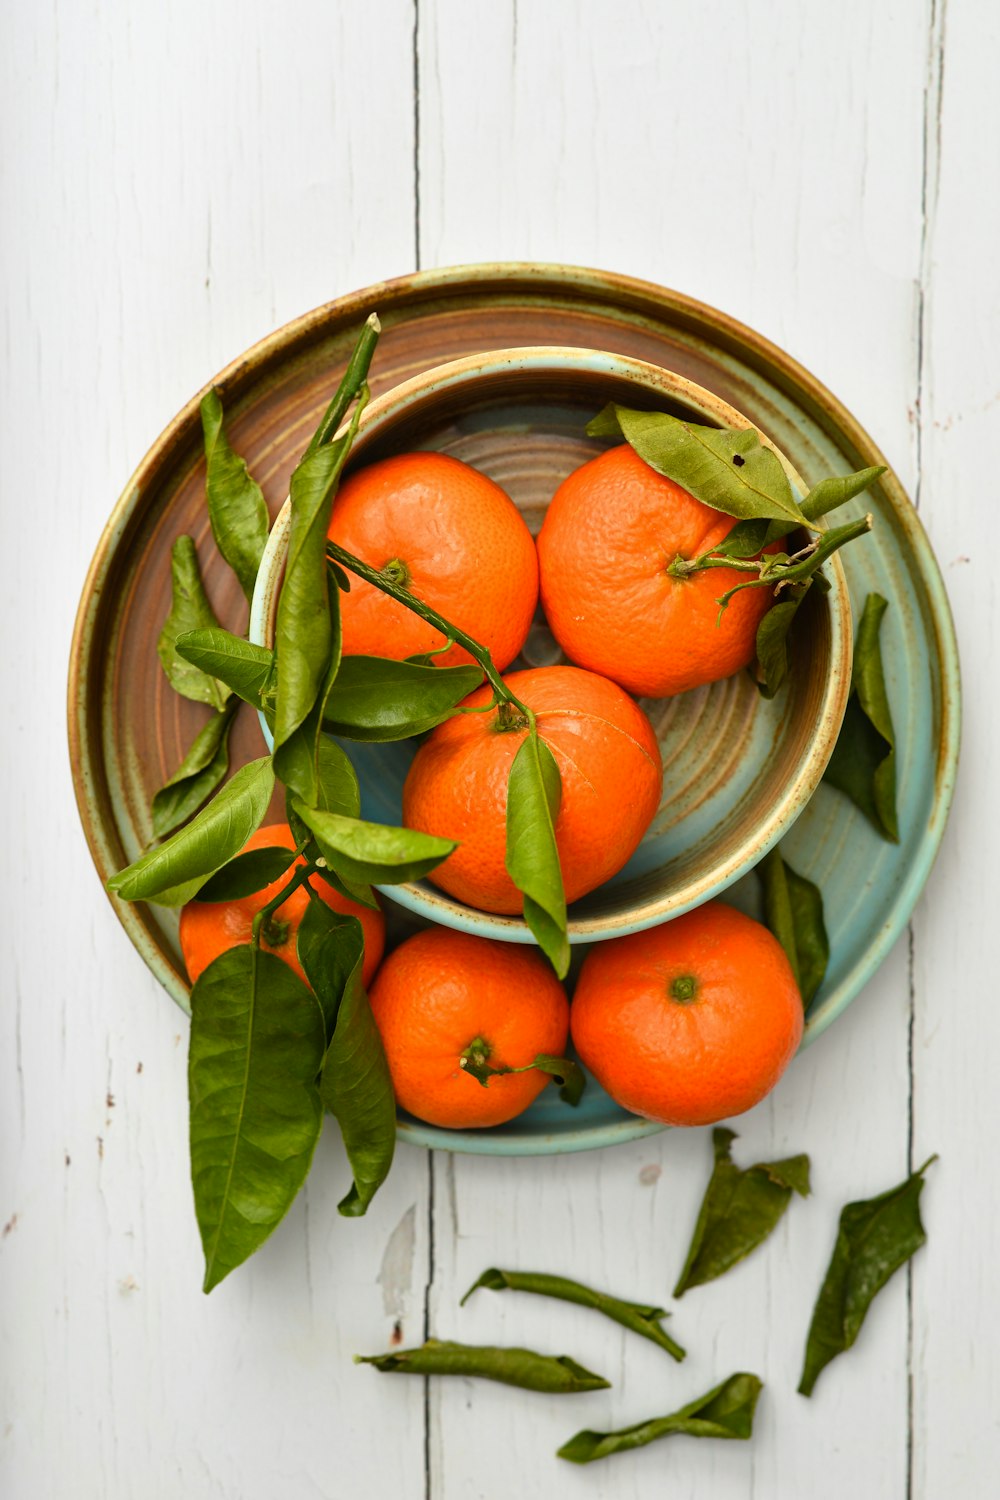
[0,2,427,1496]
[418,1,927,1493]
[910,0,1000,1493]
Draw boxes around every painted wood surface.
[0,2,991,1496]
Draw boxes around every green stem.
[250,862,312,948]
[326,540,535,726]
[306,314,381,458]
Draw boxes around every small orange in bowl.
[570,902,803,1126]
[369,928,570,1128]
[328,450,538,670]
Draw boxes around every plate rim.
[67,259,962,1153]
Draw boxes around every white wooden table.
[2,3,995,1495]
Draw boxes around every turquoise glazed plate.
[68,264,960,1156]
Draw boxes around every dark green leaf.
[175,628,275,711]
[304,313,380,458]
[674,1128,811,1298]
[799,1158,936,1396]
[107,757,274,905]
[323,656,484,741]
[273,395,365,753]
[287,786,376,910]
[588,403,806,529]
[758,845,829,1005]
[754,585,810,699]
[356,1340,609,1394]
[200,389,270,603]
[533,1054,586,1107]
[157,537,229,710]
[150,700,237,839]
[292,803,456,887]
[195,846,297,902]
[189,945,325,1292]
[713,518,772,558]
[558,1372,763,1463]
[823,592,898,841]
[298,903,396,1216]
[800,465,886,521]
[274,577,344,804]
[461,1269,684,1361]
[505,731,569,979]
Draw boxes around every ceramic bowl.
[249,346,852,944]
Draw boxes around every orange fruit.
[368,928,570,1128]
[570,902,803,1126]
[537,444,781,697]
[402,665,663,914]
[328,451,538,670]
[179,823,385,990]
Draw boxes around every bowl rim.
[250,343,854,943]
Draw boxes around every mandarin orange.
[368,928,569,1128]
[537,443,780,697]
[401,665,663,915]
[570,902,803,1126]
[179,823,385,989]
[328,451,538,670]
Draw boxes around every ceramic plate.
[68,263,960,1156]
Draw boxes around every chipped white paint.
[0,1,995,1496]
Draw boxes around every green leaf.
[754,585,810,699]
[461,1269,685,1361]
[323,656,484,741]
[758,845,829,1005]
[107,757,275,904]
[298,904,396,1217]
[287,786,376,910]
[799,1158,936,1396]
[292,803,456,888]
[558,1372,763,1463]
[200,389,270,603]
[588,403,807,529]
[150,700,237,839]
[823,592,898,841]
[188,945,325,1293]
[532,1054,585,1107]
[273,394,365,753]
[800,465,886,521]
[715,514,872,612]
[176,629,275,711]
[157,537,230,710]
[356,1340,609,1394]
[673,1128,811,1298]
[274,577,344,804]
[505,731,569,979]
[305,313,380,458]
[194,846,297,902]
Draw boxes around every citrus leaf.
[188,945,325,1293]
[274,577,343,804]
[823,592,898,841]
[799,1158,936,1396]
[323,656,484,741]
[292,803,456,887]
[150,699,238,839]
[800,465,886,521]
[588,403,806,529]
[758,845,829,1005]
[357,1340,609,1394]
[506,730,569,979]
[108,757,274,904]
[200,389,270,603]
[461,1269,685,1361]
[674,1128,810,1299]
[298,904,396,1217]
[533,1054,585,1106]
[304,312,380,458]
[194,846,297,902]
[157,537,230,710]
[176,629,275,711]
[754,585,810,699]
[558,1372,763,1463]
